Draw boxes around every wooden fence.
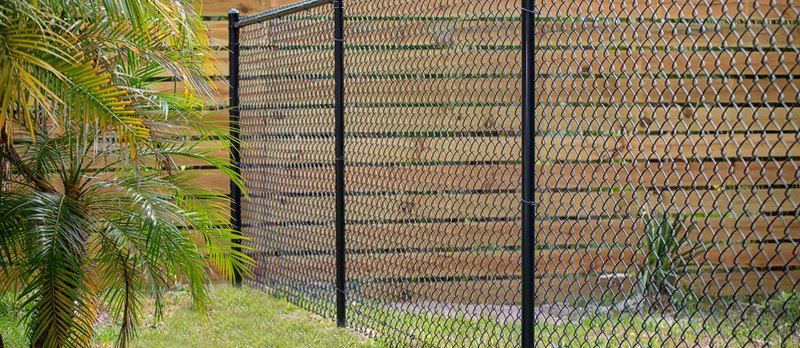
[170,0,297,196]
[228,0,799,305]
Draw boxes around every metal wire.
[238,3,337,318]
[342,1,522,346]
[237,0,800,346]
[534,0,800,346]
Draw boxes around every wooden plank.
[266,48,800,77]
[534,77,796,103]
[242,133,799,165]
[225,19,797,50]
[241,106,513,134]
[187,169,232,194]
[243,223,335,253]
[255,248,639,280]
[538,105,797,133]
[241,104,796,134]
[239,39,334,61]
[242,163,518,192]
[205,20,230,47]
[346,49,519,75]
[246,192,519,222]
[536,0,795,20]
[241,215,800,251]
[535,21,798,49]
[240,75,795,105]
[242,76,515,104]
[537,161,800,189]
[241,160,798,193]
[537,50,800,76]
[537,215,800,246]
[238,46,799,78]
[242,221,519,251]
[352,19,797,49]
[168,140,230,167]
[345,19,518,46]
[202,0,272,16]
[703,242,800,270]
[244,188,798,225]
[211,49,229,76]
[241,136,518,165]
[248,252,336,284]
[293,243,800,282]
[347,0,518,18]
[239,74,334,107]
[538,188,800,216]
[536,133,799,161]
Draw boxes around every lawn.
[347,291,800,347]
[4,285,798,347]
[1,285,381,348]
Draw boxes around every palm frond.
[0,0,250,346]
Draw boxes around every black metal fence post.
[228,8,243,286]
[333,0,347,328]
[521,0,536,346]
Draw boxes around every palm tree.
[0,0,250,347]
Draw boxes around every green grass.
[3,286,799,347]
[349,292,800,348]
[1,285,381,348]
[0,292,28,348]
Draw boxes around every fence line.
[231,0,800,346]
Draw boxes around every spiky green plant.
[0,0,251,347]
[636,212,703,311]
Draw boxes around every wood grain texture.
[250,243,800,281]
[241,187,799,225]
[210,0,800,298]
[240,215,800,251]
[240,104,796,134]
[241,161,798,193]
[240,133,799,164]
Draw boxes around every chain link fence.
[237,3,337,317]
[232,0,800,346]
[535,0,800,346]
[342,1,522,346]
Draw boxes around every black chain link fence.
[343,1,521,346]
[534,0,800,346]
[233,0,800,346]
[238,3,337,318]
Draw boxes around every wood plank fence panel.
[228,0,800,306]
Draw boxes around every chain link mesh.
[238,3,337,318]
[534,0,800,346]
[237,0,800,346]
[342,1,522,346]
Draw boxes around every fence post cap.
[229,8,240,15]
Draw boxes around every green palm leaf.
[0,0,249,347]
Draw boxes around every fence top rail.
[233,0,333,28]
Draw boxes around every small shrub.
[636,212,704,312]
